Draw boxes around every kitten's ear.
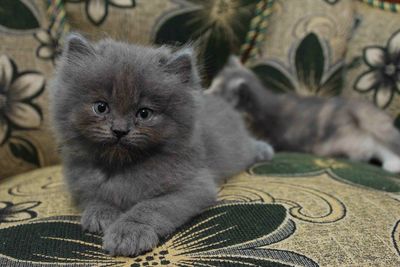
[164,47,200,86]
[227,55,243,68]
[229,78,247,95]
[229,78,251,107]
[237,81,251,104]
[63,33,95,58]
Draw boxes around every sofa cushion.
[0,153,399,266]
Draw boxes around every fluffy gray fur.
[50,34,273,256]
[208,56,400,173]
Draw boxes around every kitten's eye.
[93,101,109,115]
[136,108,153,120]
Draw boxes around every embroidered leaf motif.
[154,10,200,46]
[154,0,261,85]
[252,33,344,96]
[0,205,317,266]
[295,33,325,94]
[0,201,40,224]
[9,137,40,167]
[251,153,400,192]
[324,0,340,5]
[395,114,400,131]
[0,0,39,30]
[136,203,317,266]
[0,220,118,264]
[162,203,287,254]
[321,63,344,95]
[252,64,295,93]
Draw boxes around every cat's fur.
[208,56,400,173]
[50,34,273,256]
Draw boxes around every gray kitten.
[50,34,273,256]
[208,56,400,173]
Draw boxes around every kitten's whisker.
[131,133,151,138]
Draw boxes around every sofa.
[0,0,400,266]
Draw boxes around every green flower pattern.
[252,33,344,96]
[0,154,399,265]
[154,0,264,85]
[0,0,40,33]
[0,204,317,266]
[251,153,400,193]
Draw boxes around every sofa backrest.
[1,0,399,178]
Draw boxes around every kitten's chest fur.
[66,157,185,211]
[97,171,156,210]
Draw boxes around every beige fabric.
[0,164,399,266]
[343,1,400,118]
[0,0,59,178]
[65,0,176,44]
[252,0,354,67]
[224,172,400,266]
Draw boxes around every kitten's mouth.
[112,139,129,148]
[97,141,135,164]
[109,139,139,152]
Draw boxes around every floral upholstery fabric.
[343,0,400,120]
[249,0,354,97]
[1,1,400,178]
[1,153,400,266]
[0,0,60,178]
[0,0,275,178]
[65,0,272,85]
[1,1,400,266]
[64,0,170,45]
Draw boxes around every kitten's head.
[51,33,201,165]
[205,56,255,108]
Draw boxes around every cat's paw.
[103,221,159,256]
[383,159,400,173]
[254,140,274,162]
[81,206,122,234]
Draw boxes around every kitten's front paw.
[254,140,274,162]
[81,206,122,234]
[103,221,159,256]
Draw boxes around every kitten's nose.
[113,129,129,139]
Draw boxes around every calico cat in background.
[208,56,400,173]
[50,34,273,256]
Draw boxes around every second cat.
[208,57,400,173]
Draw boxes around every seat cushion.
[0,153,399,266]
